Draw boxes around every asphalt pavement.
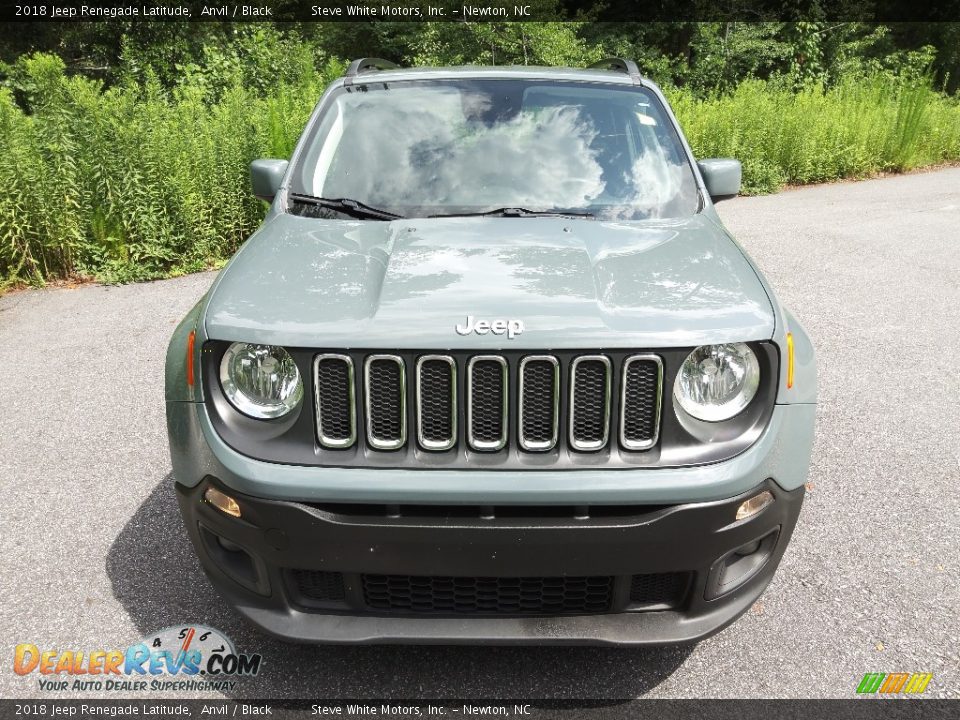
[1,168,958,700]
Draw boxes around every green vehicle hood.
[203,213,774,349]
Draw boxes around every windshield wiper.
[289,194,404,221]
[428,207,595,219]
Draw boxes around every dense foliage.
[1,22,959,287]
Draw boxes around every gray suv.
[165,58,816,645]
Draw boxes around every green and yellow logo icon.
[857,672,933,694]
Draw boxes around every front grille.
[364,355,406,450]
[519,356,559,451]
[314,355,355,448]
[620,356,663,450]
[312,351,663,456]
[416,356,456,450]
[467,356,508,451]
[362,574,613,615]
[570,356,611,451]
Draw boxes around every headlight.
[220,343,303,419]
[673,343,760,422]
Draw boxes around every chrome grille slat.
[518,355,559,451]
[569,355,612,451]
[620,354,663,450]
[416,355,457,451]
[467,355,508,451]
[313,354,356,449]
[364,355,406,450]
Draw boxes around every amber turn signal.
[186,330,196,387]
[786,332,795,389]
[204,486,241,518]
[735,490,774,521]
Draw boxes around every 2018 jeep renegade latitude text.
[165,58,816,644]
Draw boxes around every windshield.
[291,78,699,220]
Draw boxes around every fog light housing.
[735,540,762,556]
[736,490,773,521]
[218,536,243,552]
[204,487,241,518]
[198,524,268,596]
[705,528,781,600]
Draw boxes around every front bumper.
[176,477,804,645]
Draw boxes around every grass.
[0,53,335,289]
[670,75,960,193]
[2,54,959,288]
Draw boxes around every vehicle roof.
[336,65,642,86]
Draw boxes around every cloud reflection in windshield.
[305,83,698,219]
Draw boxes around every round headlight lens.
[220,343,303,419]
[673,343,760,422]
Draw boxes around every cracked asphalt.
[1,168,958,700]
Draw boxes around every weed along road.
[1,168,958,700]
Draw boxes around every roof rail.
[344,58,400,78]
[588,58,643,83]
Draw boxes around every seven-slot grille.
[313,353,662,454]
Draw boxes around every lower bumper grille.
[362,574,614,615]
[288,570,690,616]
[629,572,689,605]
[288,570,692,617]
[291,569,345,602]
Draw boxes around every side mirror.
[250,159,289,202]
[697,159,742,202]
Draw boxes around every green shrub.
[0,52,958,288]
[0,52,342,287]
[670,74,960,194]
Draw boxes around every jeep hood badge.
[456,316,524,339]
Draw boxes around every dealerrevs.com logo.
[14,625,262,692]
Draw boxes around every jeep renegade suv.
[165,58,816,644]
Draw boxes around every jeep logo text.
[455,316,524,339]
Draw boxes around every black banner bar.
[0,700,957,719]
[1,0,959,23]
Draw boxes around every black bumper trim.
[176,478,803,644]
